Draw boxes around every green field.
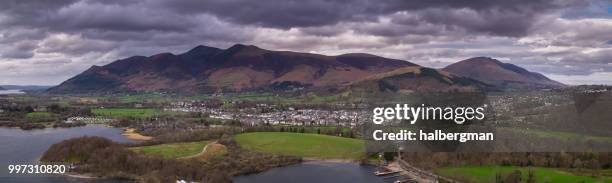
[188,92,339,105]
[130,140,211,159]
[118,93,172,103]
[308,125,352,134]
[234,132,364,159]
[435,166,612,183]
[26,111,53,118]
[305,92,339,103]
[272,125,353,136]
[501,127,612,143]
[92,108,181,118]
[26,111,56,123]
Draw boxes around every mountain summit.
[443,57,565,90]
[48,44,415,94]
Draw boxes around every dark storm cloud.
[0,0,249,58]
[0,40,37,59]
[1,1,194,33]
[0,29,47,44]
[159,0,583,37]
[0,0,78,27]
[0,0,585,39]
[157,0,368,29]
[0,0,609,85]
[0,0,78,13]
[378,0,580,37]
[416,8,532,37]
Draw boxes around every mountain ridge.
[344,66,491,95]
[48,45,563,94]
[48,44,417,94]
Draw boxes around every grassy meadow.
[130,140,211,159]
[234,132,364,159]
[26,111,56,122]
[26,111,53,119]
[92,108,182,118]
[435,166,612,183]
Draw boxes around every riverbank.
[122,128,153,141]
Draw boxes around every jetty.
[394,178,416,183]
[374,167,400,176]
[373,160,461,183]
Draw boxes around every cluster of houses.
[237,108,362,127]
[164,101,365,127]
[489,92,569,114]
[64,116,114,124]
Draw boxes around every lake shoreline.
[122,128,153,141]
[0,89,25,95]
[233,159,387,183]
[0,125,136,182]
[302,157,360,163]
[64,172,98,179]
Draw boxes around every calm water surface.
[0,89,25,94]
[1,125,394,183]
[234,161,395,183]
[0,125,134,182]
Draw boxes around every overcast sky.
[1,0,611,85]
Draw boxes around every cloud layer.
[0,0,610,85]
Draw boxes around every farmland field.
[235,132,364,159]
[92,108,181,118]
[435,166,612,183]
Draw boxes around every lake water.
[1,125,394,183]
[0,89,25,94]
[0,125,134,182]
[234,161,395,183]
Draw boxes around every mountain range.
[48,44,564,94]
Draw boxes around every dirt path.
[178,140,218,159]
